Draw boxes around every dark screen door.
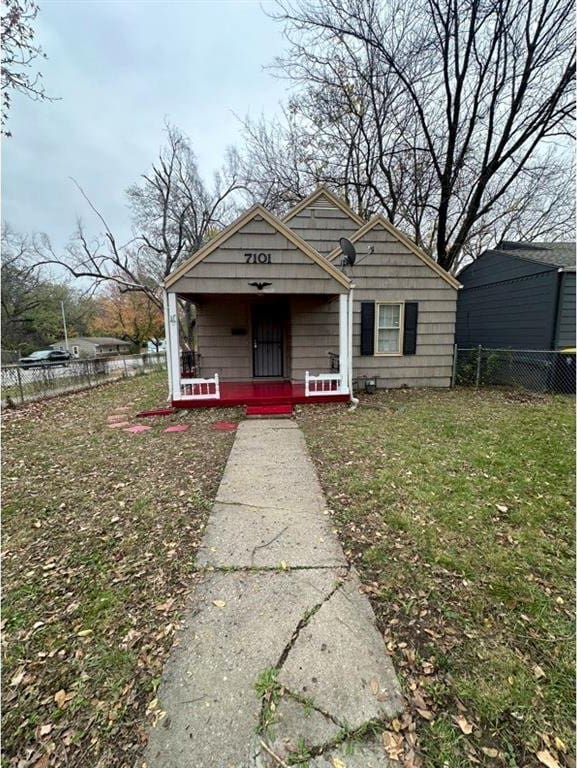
[252,307,284,377]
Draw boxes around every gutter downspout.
[348,284,359,411]
[550,268,564,350]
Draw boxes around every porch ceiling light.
[248,281,272,290]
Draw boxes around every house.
[50,336,132,358]
[162,186,460,411]
[456,241,576,350]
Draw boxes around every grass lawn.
[298,388,575,768]
[1,373,240,767]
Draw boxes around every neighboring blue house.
[456,241,576,350]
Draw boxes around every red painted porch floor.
[172,380,349,409]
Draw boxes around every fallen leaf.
[537,751,561,768]
[54,689,66,708]
[77,629,93,637]
[481,747,499,758]
[10,669,25,687]
[332,758,346,768]
[156,599,175,612]
[533,664,546,679]
[455,715,473,735]
[279,560,287,570]
[554,737,566,752]
[33,756,49,768]
[212,600,226,608]
[370,677,380,695]
[411,689,428,710]
[496,504,508,512]
[382,730,404,760]
[39,724,52,737]
[377,691,389,702]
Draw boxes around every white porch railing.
[180,374,220,400]
[305,371,344,396]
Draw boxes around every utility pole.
[61,301,69,351]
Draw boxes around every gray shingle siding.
[555,272,576,348]
[456,270,558,349]
[457,250,557,288]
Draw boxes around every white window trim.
[374,301,405,356]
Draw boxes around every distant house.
[456,241,576,350]
[50,337,132,358]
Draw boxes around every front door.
[252,306,284,377]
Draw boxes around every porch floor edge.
[172,379,349,409]
[172,393,349,409]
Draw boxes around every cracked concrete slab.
[216,420,326,511]
[279,572,404,728]
[143,420,404,768]
[309,737,395,767]
[267,696,342,760]
[145,568,341,768]
[195,501,346,568]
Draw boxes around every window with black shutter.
[402,302,419,355]
[361,301,419,356]
[360,302,375,356]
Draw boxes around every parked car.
[18,350,72,368]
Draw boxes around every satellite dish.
[339,237,357,266]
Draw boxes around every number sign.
[245,252,272,264]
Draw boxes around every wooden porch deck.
[172,380,349,409]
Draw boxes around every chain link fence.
[453,346,576,394]
[1,353,166,407]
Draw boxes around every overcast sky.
[2,0,288,255]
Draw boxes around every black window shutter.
[403,302,419,355]
[360,302,375,356]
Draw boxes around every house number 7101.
[245,252,271,264]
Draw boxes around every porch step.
[245,403,293,417]
[135,407,175,418]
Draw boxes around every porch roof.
[164,204,352,295]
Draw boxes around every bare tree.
[255,0,575,271]
[127,122,244,284]
[1,0,56,135]
[33,124,244,347]
[1,227,44,338]
[35,124,243,304]
[1,225,95,354]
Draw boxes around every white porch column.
[167,291,181,400]
[163,290,172,401]
[339,292,350,394]
[348,287,354,401]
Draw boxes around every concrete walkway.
[144,420,403,768]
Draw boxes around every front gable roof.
[326,216,461,290]
[164,203,351,290]
[283,185,365,227]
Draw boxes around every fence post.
[86,360,92,388]
[475,345,483,388]
[451,343,458,388]
[16,366,24,404]
[123,357,128,377]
